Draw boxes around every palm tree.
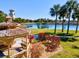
[73,4,79,33]
[50,4,60,34]
[75,17,79,33]
[66,0,77,34]
[59,5,67,32]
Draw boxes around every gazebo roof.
[0,17,30,46]
[0,28,29,46]
[0,28,29,37]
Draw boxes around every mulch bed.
[39,45,63,58]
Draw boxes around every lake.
[24,23,79,30]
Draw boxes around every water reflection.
[25,23,79,30]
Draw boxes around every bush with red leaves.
[38,33,46,41]
[45,35,60,52]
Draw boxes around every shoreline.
[21,21,79,25]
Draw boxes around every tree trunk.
[75,19,78,33]
[54,14,57,34]
[67,13,70,34]
[62,17,64,32]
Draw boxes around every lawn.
[31,28,79,35]
[31,29,79,58]
[50,41,79,58]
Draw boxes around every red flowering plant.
[28,34,34,43]
[51,36,60,46]
[45,34,50,40]
[45,35,60,52]
[43,34,50,45]
[38,33,46,41]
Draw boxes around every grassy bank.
[31,29,79,36]
[31,29,79,58]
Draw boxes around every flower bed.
[23,33,61,57]
[34,33,60,52]
[45,35,60,52]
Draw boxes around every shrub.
[38,33,46,41]
[45,36,60,52]
[56,33,74,42]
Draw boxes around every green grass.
[49,41,79,58]
[31,29,79,58]
[31,28,79,35]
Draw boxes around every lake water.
[24,23,79,30]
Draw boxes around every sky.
[0,0,79,20]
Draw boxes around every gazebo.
[0,16,30,57]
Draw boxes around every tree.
[50,4,60,34]
[14,18,25,23]
[59,5,67,32]
[73,4,79,33]
[0,10,7,22]
[66,0,77,34]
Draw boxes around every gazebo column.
[26,36,31,58]
[7,37,14,58]
[7,44,10,58]
[26,30,31,58]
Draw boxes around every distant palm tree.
[50,4,60,34]
[66,0,77,34]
